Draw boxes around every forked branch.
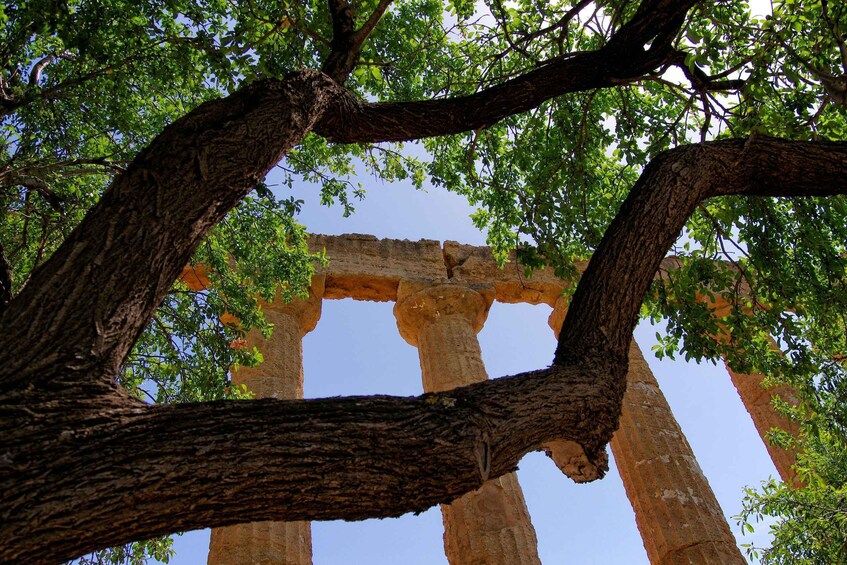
[315,0,700,141]
[557,137,847,366]
[2,138,845,564]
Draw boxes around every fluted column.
[724,361,802,486]
[549,297,744,565]
[394,282,541,565]
[208,276,324,565]
[701,296,802,485]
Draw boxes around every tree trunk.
[0,71,335,390]
[0,11,845,556]
[0,360,623,562]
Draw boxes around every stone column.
[208,277,324,565]
[394,282,541,565]
[724,361,802,486]
[701,296,802,485]
[548,297,745,565]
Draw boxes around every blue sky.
[159,149,779,564]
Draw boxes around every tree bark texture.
[0,71,335,390]
[1,0,847,559]
[2,133,844,562]
[1,362,621,562]
[314,0,700,144]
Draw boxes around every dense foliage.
[1,0,845,562]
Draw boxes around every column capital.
[264,275,325,336]
[547,295,568,339]
[393,282,492,347]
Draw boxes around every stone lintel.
[443,241,570,306]
[309,234,446,302]
[185,236,750,314]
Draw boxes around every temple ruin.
[197,233,800,565]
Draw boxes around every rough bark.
[1,0,847,558]
[2,137,845,563]
[0,361,621,562]
[0,0,694,392]
[314,0,700,142]
[322,0,360,82]
[0,71,335,390]
[556,137,847,366]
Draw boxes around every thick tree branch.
[322,0,359,82]
[0,359,621,562]
[314,50,657,142]
[0,70,337,390]
[321,0,394,83]
[605,0,695,52]
[0,0,702,391]
[315,0,699,142]
[556,137,847,367]
[3,138,845,563]
[8,3,846,561]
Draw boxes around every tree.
[1,0,846,562]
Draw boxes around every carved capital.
[547,295,568,339]
[264,275,325,336]
[393,282,492,347]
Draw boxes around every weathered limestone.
[207,276,324,565]
[192,235,796,563]
[700,295,802,485]
[724,362,802,486]
[549,297,745,565]
[443,241,578,306]
[310,234,446,301]
[394,282,541,565]
[613,343,745,564]
[208,522,311,565]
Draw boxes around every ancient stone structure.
[395,282,541,564]
[725,363,802,486]
[207,278,323,565]
[202,233,800,565]
[696,292,803,487]
[549,297,745,564]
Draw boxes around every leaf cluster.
[3,0,847,562]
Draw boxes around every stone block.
[443,242,568,306]
[309,234,446,301]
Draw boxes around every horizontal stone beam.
[309,234,446,301]
[308,235,569,305]
[442,242,573,306]
[310,236,751,313]
[182,234,754,315]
